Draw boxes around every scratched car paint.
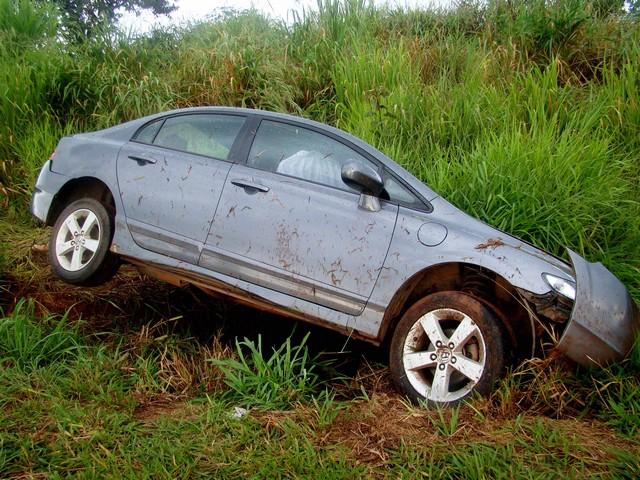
[31,107,640,405]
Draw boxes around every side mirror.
[341,162,384,212]
[341,162,384,196]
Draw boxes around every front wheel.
[389,291,506,406]
[48,198,120,286]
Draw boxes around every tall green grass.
[211,333,331,409]
[0,299,82,370]
[0,0,638,299]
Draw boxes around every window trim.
[241,116,433,213]
[132,117,165,144]
[130,112,249,163]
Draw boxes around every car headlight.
[542,273,576,301]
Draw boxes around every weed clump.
[211,333,332,410]
[0,298,83,370]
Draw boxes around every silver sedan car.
[31,107,639,406]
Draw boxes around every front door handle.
[128,154,157,165]
[230,179,270,193]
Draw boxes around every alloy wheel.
[402,308,486,403]
[54,208,101,272]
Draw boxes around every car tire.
[48,198,120,286]
[389,291,505,406]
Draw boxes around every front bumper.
[557,249,640,366]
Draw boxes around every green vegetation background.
[1,0,639,300]
[1,0,640,477]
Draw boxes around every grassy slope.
[1,0,640,477]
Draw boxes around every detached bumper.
[557,249,640,366]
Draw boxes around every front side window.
[152,114,245,160]
[383,174,420,205]
[248,120,423,208]
[248,120,378,192]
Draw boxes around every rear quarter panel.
[49,134,140,253]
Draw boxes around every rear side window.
[134,119,163,144]
[145,114,245,160]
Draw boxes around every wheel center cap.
[437,348,451,364]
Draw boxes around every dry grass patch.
[318,393,432,467]
[133,396,191,425]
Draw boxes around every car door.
[199,118,399,315]
[116,113,246,263]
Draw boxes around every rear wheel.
[48,198,119,286]
[389,291,506,406]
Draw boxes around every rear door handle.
[128,154,157,165]
[230,179,270,193]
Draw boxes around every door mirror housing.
[341,161,384,212]
[341,162,384,197]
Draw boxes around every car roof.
[141,106,374,151]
